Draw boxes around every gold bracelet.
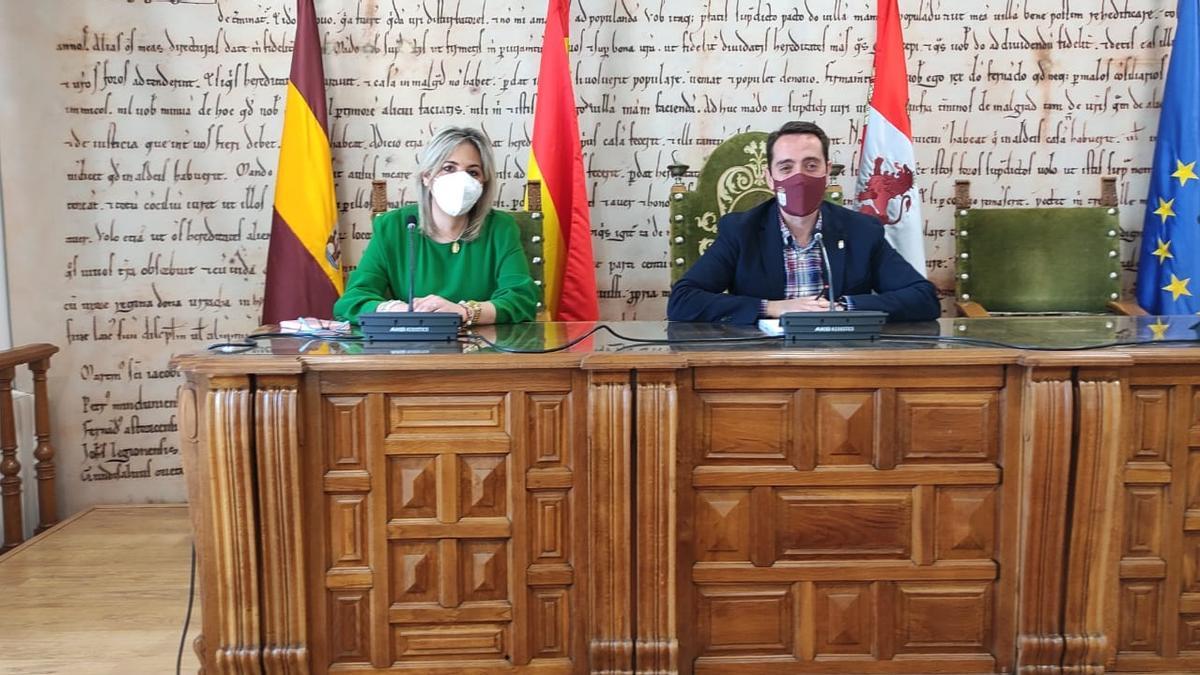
[458,300,482,326]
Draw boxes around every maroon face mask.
[774,172,827,217]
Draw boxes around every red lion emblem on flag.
[856,156,914,226]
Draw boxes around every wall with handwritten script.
[0,0,1172,511]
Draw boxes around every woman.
[334,126,539,326]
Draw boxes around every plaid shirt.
[759,214,842,317]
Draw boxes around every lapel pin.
[838,240,844,249]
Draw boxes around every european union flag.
[1137,0,1200,314]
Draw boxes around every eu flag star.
[1149,317,1170,341]
[1153,197,1177,224]
[1163,274,1192,301]
[1153,237,1173,263]
[1173,159,1199,187]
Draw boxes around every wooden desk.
[172,317,1200,674]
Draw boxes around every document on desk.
[757,319,783,336]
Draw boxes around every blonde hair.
[414,126,498,242]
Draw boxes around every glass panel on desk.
[209,316,1200,357]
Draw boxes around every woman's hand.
[376,300,409,312]
[412,295,467,318]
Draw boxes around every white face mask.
[430,171,483,217]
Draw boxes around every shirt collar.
[779,210,824,250]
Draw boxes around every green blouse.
[333,205,538,325]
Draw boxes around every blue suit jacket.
[667,200,940,323]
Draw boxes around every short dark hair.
[766,121,830,167]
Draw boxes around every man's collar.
[779,209,823,248]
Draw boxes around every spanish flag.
[261,0,342,324]
[527,0,599,321]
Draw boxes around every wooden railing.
[0,343,59,554]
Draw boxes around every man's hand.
[412,295,467,318]
[765,296,831,317]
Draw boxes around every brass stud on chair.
[674,193,684,201]
[531,235,542,243]
[831,192,842,200]
[531,212,542,220]
[674,257,685,266]
[961,293,971,300]
[1108,251,1118,258]
[673,214,683,222]
[958,209,969,217]
[1110,292,1119,300]
[960,252,969,259]
[959,230,968,237]
[1109,272,1119,279]
[960,273,969,280]
[532,256,543,265]
[673,236,684,244]
[1107,208,1117,215]
[1107,230,1117,237]
[534,280,543,286]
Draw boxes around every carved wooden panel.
[681,367,1011,673]
[530,490,568,564]
[310,373,582,671]
[459,455,507,519]
[935,488,997,562]
[699,392,795,464]
[813,582,876,657]
[1119,582,1162,652]
[895,583,992,654]
[387,395,506,432]
[393,624,507,659]
[329,495,366,567]
[697,585,793,656]
[1131,388,1170,462]
[388,455,437,520]
[390,541,438,604]
[529,588,570,659]
[896,391,998,463]
[1123,487,1165,558]
[816,390,877,466]
[324,395,367,471]
[777,489,912,560]
[694,489,751,562]
[330,591,370,664]
[1110,380,1200,672]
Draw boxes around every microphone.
[358,210,461,342]
[405,214,417,312]
[777,230,888,342]
[813,231,836,311]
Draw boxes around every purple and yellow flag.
[261,0,341,323]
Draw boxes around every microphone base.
[780,310,888,342]
[360,311,462,342]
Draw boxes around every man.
[667,121,940,323]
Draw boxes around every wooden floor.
[0,504,201,675]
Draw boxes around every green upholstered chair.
[667,132,846,283]
[952,178,1143,317]
[368,179,546,314]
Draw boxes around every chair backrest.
[667,131,846,283]
[953,178,1121,313]
[0,343,59,555]
[368,180,545,311]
